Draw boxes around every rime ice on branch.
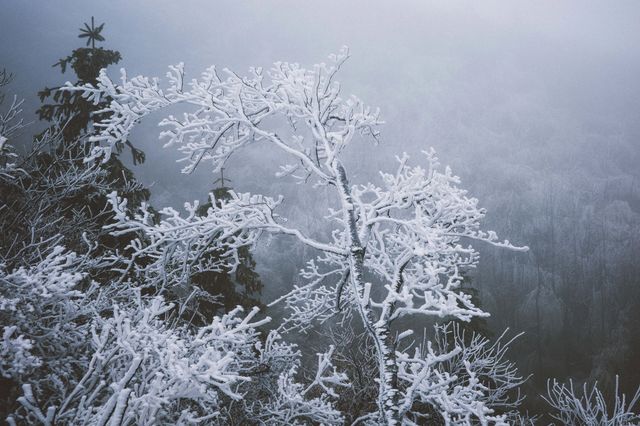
[69,47,528,424]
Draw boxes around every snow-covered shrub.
[544,376,640,425]
[8,294,346,425]
[0,327,41,379]
[431,323,527,414]
[0,245,110,423]
[0,246,100,383]
[9,295,267,425]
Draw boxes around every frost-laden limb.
[394,323,527,424]
[269,256,352,333]
[64,47,380,181]
[356,149,528,324]
[322,322,527,425]
[104,189,342,291]
[73,49,528,424]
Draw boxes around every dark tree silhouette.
[34,17,149,257]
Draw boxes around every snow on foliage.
[0,94,26,179]
[0,247,97,384]
[3,249,344,425]
[10,296,271,425]
[253,344,349,425]
[69,47,530,424]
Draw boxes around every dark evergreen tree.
[190,170,263,323]
[34,17,149,257]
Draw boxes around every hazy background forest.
[2,0,639,417]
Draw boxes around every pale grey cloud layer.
[3,1,639,191]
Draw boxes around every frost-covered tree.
[69,47,529,424]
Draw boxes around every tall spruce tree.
[35,17,149,256]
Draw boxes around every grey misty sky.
[2,0,640,207]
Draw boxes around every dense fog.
[2,0,639,421]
